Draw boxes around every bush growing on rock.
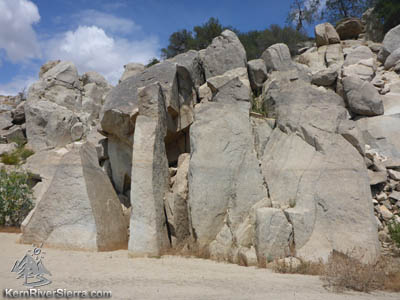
[0,169,34,226]
[388,222,400,247]
[0,141,34,165]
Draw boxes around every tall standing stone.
[128,83,170,257]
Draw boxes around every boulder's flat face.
[357,114,400,167]
[343,76,384,116]
[200,30,247,79]
[188,100,268,248]
[344,46,374,66]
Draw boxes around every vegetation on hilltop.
[161,17,310,61]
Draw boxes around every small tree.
[287,0,322,31]
[145,57,160,68]
[323,0,373,24]
[161,29,195,59]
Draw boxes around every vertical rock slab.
[165,153,191,246]
[128,83,170,257]
[21,142,128,251]
[188,82,268,250]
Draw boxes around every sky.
[0,0,301,95]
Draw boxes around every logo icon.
[11,243,52,287]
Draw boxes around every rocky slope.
[1,16,400,266]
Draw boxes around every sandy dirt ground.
[0,233,399,300]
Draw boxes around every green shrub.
[1,152,20,165]
[388,222,400,247]
[1,145,34,165]
[0,169,34,226]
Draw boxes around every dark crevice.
[164,205,172,246]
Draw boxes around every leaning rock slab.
[21,142,128,251]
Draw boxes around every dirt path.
[0,233,398,300]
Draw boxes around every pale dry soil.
[0,233,398,300]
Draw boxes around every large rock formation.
[260,77,380,263]
[11,24,400,265]
[100,60,196,196]
[25,61,111,152]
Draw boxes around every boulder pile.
[1,16,399,264]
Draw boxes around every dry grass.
[272,258,324,276]
[272,252,400,293]
[0,226,21,233]
[322,251,386,293]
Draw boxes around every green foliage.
[161,18,229,59]
[374,0,400,33]
[388,222,400,248]
[0,143,34,165]
[1,152,20,165]
[239,25,310,59]
[146,57,160,68]
[251,95,268,116]
[0,169,34,226]
[161,17,310,61]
